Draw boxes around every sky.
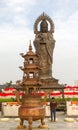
[0,0,78,86]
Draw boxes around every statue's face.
[40,20,48,33]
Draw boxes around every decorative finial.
[43,12,44,16]
[30,40,31,44]
[29,40,32,51]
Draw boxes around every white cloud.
[54,10,78,49]
[8,0,36,5]
[52,10,78,85]
[0,0,37,28]
[0,25,34,53]
[0,23,34,84]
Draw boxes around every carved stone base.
[40,77,62,89]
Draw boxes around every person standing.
[50,97,57,122]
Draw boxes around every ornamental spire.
[29,40,32,51]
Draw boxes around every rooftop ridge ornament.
[34,12,54,34]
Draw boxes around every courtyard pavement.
[0,111,78,130]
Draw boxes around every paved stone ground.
[0,112,78,130]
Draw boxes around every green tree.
[5,81,12,88]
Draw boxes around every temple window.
[29,72,34,78]
[29,58,33,64]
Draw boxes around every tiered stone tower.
[19,42,41,94]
